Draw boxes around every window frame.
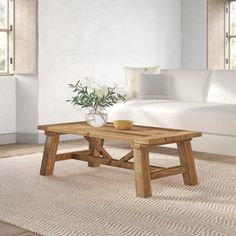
[0,0,10,75]
[225,0,236,69]
[0,0,37,76]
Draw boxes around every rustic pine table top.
[38,121,202,145]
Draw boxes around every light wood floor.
[0,139,235,236]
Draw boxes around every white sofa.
[108,70,236,157]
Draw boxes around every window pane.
[230,38,236,69]
[0,0,7,29]
[0,32,7,72]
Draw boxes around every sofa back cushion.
[161,70,211,102]
[207,70,236,104]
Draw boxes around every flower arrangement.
[67,78,126,127]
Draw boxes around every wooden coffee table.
[38,122,202,198]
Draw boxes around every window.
[0,0,37,75]
[227,0,236,69]
[0,0,9,74]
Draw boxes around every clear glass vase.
[85,108,108,128]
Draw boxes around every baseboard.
[0,133,16,145]
[192,133,236,157]
[162,133,236,157]
[16,133,40,144]
[38,133,82,144]
[0,133,82,145]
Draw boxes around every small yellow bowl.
[113,120,133,130]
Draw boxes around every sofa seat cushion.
[108,100,236,136]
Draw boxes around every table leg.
[40,133,60,176]
[177,141,198,186]
[133,145,152,198]
[88,138,104,167]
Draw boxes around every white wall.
[181,0,207,69]
[0,76,16,144]
[0,0,210,145]
[38,0,181,124]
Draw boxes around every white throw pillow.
[124,66,160,99]
[207,70,236,104]
[140,73,170,100]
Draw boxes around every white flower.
[95,85,108,97]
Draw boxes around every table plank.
[38,122,202,144]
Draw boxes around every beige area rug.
[0,147,235,236]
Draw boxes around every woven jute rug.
[0,147,235,236]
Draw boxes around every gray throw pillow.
[140,73,170,100]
